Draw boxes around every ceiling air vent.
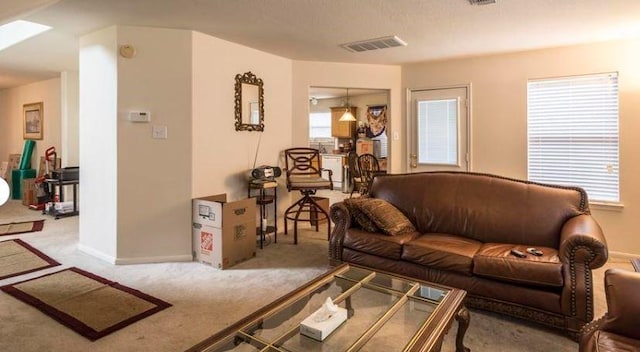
[468,0,497,4]
[340,35,407,53]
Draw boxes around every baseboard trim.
[114,254,193,265]
[77,244,117,264]
[609,250,640,260]
[78,244,193,265]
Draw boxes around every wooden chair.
[357,153,380,196]
[347,151,364,198]
[283,148,333,244]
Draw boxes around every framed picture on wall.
[23,102,43,140]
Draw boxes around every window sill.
[590,201,624,212]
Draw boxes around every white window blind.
[309,112,331,139]
[417,99,458,165]
[527,72,619,203]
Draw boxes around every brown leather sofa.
[329,171,608,337]
[579,269,640,351]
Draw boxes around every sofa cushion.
[343,228,419,260]
[402,233,482,275]
[472,243,563,287]
[368,172,588,248]
[343,198,379,232]
[354,198,416,236]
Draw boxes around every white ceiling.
[1,0,640,90]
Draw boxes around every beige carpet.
[0,196,634,352]
[0,238,60,279]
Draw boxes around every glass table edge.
[186,262,467,352]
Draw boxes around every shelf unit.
[248,180,278,249]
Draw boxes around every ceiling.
[1,0,640,90]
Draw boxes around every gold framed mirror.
[234,71,264,131]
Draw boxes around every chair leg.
[284,196,306,236]
[292,198,307,245]
[284,193,331,244]
[306,196,331,240]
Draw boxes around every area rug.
[0,239,60,280]
[0,220,45,236]
[0,267,172,341]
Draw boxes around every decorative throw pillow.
[354,198,416,236]
[343,198,379,233]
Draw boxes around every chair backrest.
[357,153,380,183]
[347,151,360,179]
[284,148,322,178]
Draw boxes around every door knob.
[410,154,417,168]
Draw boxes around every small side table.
[43,178,79,219]
[248,180,278,249]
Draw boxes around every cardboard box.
[192,194,256,269]
[193,194,254,229]
[356,139,374,156]
[0,162,7,180]
[4,154,21,184]
[22,178,37,206]
[192,222,256,269]
[309,196,330,226]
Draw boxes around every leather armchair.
[579,269,640,351]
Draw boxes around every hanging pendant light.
[339,88,356,122]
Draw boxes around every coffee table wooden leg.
[455,305,470,352]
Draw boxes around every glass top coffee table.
[188,264,469,352]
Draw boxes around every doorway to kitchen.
[308,86,390,192]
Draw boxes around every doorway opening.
[308,86,390,191]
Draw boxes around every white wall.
[192,32,293,208]
[402,37,640,256]
[116,26,193,263]
[0,77,61,170]
[60,70,79,167]
[292,61,402,172]
[79,26,193,264]
[78,26,118,260]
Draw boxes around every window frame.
[526,72,620,205]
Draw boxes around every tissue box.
[300,306,348,341]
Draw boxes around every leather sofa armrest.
[328,202,352,261]
[559,214,608,269]
[579,269,640,351]
[598,269,640,340]
[578,316,607,352]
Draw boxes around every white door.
[408,86,470,172]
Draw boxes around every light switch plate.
[152,125,167,139]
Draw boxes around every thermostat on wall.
[129,111,151,122]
